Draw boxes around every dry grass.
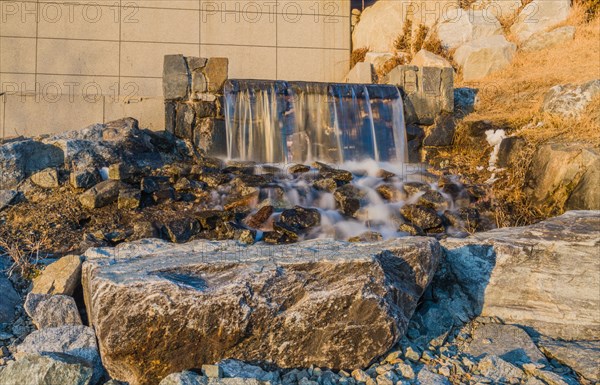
[394,17,413,52]
[447,7,600,227]
[0,233,49,279]
[351,47,369,67]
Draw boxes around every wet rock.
[334,185,366,217]
[196,211,234,231]
[538,338,600,382]
[477,355,525,383]
[70,168,102,189]
[417,191,448,210]
[82,238,441,385]
[402,182,430,196]
[376,169,396,180]
[244,206,273,229]
[162,218,201,243]
[32,255,82,296]
[0,353,93,385]
[319,169,353,184]
[400,205,442,230]
[349,232,383,243]
[229,224,257,245]
[230,175,269,196]
[16,325,104,385]
[271,222,300,243]
[442,211,600,340]
[279,206,321,233]
[0,190,23,212]
[465,323,547,365]
[197,173,230,188]
[141,176,171,194]
[24,294,82,329]
[0,276,20,323]
[31,168,60,188]
[288,164,311,174]
[224,193,259,213]
[117,188,141,210]
[398,223,425,236]
[79,180,127,210]
[443,208,480,233]
[313,178,338,193]
[376,184,403,202]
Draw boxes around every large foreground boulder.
[440,211,600,341]
[510,0,571,42]
[82,238,441,385]
[435,9,503,50]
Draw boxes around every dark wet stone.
[443,208,480,233]
[399,222,425,236]
[376,184,403,202]
[403,182,431,196]
[376,169,397,180]
[313,178,338,192]
[196,210,234,231]
[400,204,442,230]
[288,164,311,174]
[263,231,297,245]
[197,172,231,188]
[224,193,259,213]
[334,185,366,218]
[319,169,353,183]
[272,222,300,243]
[79,180,128,209]
[279,206,321,233]
[141,176,171,194]
[162,217,200,243]
[348,231,383,242]
[417,190,447,210]
[70,168,101,190]
[118,188,141,210]
[244,206,274,229]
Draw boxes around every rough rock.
[117,188,141,210]
[82,238,441,385]
[16,325,104,385]
[0,190,23,212]
[526,142,600,210]
[464,323,547,365]
[163,55,189,100]
[416,367,450,385]
[218,359,280,382]
[31,168,60,188]
[345,62,373,84]
[541,79,600,118]
[538,338,600,382]
[522,26,576,52]
[0,276,20,323]
[24,294,83,329]
[31,255,82,296]
[278,206,321,233]
[477,355,524,383]
[352,0,455,52]
[334,185,366,217]
[70,169,102,189]
[435,9,503,50]
[0,139,64,189]
[159,371,205,385]
[204,58,229,92]
[0,353,93,385]
[410,50,452,68]
[79,180,127,210]
[454,35,516,81]
[441,211,600,340]
[511,0,571,42]
[400,205,442,230]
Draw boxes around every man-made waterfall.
[224,80,408,164]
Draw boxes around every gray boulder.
[454,35,516,81]
[16,325,104,385]
[522,26,576,52]
[477,355,524,383]
[538,338,600,382]
[82,238,441,385]
[542,79,600,118]
[0,139,64,190]
[159,371,205,385]
[440,211,600,341]
[464,323,547,365]
[0,190,23,212]
[24,294,82,329]
[526,142,600,210]
[0,276,20,323]
[0,353,93,385]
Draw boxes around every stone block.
[163,54,190,100]
[204,57,229,93]
[344,62,373,84]
[175,103,196,140]
[165,101,177,135]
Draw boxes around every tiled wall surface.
[0,0,351,135]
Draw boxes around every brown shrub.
[351,47,369,67]
[394,18,413,52]
[412,24,429,54]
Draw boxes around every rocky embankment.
[0,118,491,257]
[0,211,598,385]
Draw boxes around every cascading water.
[224,80,408,164]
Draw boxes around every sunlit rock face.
[82,237,441,385]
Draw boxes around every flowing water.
[224,80,408,165]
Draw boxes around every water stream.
[224,80,408,165]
